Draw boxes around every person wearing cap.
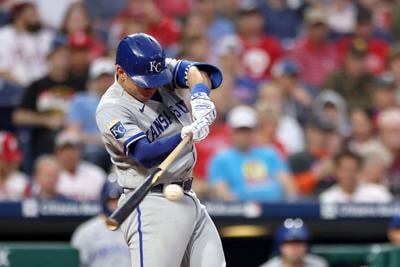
[0,1,53,87]
[71,174,131,267]
[208,105,296,202]
[66,57,115,171]
[370,74,398,118]
[288,117,337,196]
[270,59,313,126]
[260,218,328,267]
[13,34,78,164]
[0,131,28,201]
[388,215,400,246]
[55,131,106,201]
[320,149,392,203]
[323,43,375,111]
[68,31,93,91]
[335,7,389,75]
[289,6,338,88]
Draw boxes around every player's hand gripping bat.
[105,133,192,231]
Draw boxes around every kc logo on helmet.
[149,61,162,73]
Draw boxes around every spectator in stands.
[13,36,75,161]
[313,89,350,136]
[68,32,93,92]
[378,108,400,196]
[55,131,106,201]
[289,117,336,196]
[71,175,131,267]
[256,104,289,159]
[270,59,313,126]
[197,0,235,52]
[27,155,67,201]
[180,35,210,62]
[0,132,28,201]
[347,109,382,156]
[66,57,114,172]
[257,83,305,155]
[218,0,240,23]
[60,2,105,60]
[388,45,400,102]
[0,1,53,87]
[83,0,126,34]
[361,147,391,185]
[290,6,338,89]
[260,218,328,267]
[326,0,357,36]
[108,7,147,50]
[323,44,375,111]
[336,8,389,75]
[320,150,392,203]
[208,105,296,202]
[257,0,302,46]
[370,74,398,119]
[31,0,77,30]
[388,215,400,246]
[109,0,180,56]
[193,103,230,199]
[236,3,283,80]
[216,34,260,105]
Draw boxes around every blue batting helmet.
[100,174,122,216]
[275,218,310,246]
[116,33,172,88]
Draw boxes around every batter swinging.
[96,33,226,267]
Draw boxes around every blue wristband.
[191,83,210,96]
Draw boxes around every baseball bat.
[105,133,192,231]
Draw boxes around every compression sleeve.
[128,133,182,168]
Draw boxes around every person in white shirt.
[0,2,53,87]
[320,150,392,203]
[55,131,106,201]
[71,175,131,267]
[0,131,28,201]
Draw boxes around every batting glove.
[190,92,216,125]
[181,119,210,142]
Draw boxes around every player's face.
[232,127,254,151]
[117,67,157,102]
[281,241,307,264]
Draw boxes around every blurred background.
[2,0,400,266]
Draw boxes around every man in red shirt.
[236,4,283,81]
[290,7,339,89]
[336,8,389,75]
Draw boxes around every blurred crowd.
[1,0,400,204]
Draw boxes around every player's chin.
[139,88,157,100]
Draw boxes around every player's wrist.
[191,83,210,97]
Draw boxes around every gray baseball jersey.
[95,58,225,267]
[71,215,131,267]
[96,60,195,189]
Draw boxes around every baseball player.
[71,175,131,267]
[96,33,225,266]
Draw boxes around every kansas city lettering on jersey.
[146,100,189,142]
